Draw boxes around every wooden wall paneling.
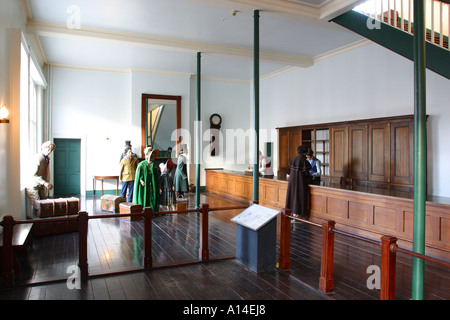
[278,129,289,177]
[348,201,370,224]
[245,181,253,199]
[373,206,397,231]
[349,125,368,180]
[219,176,227,191]
[368,122,390,182]
[330,126,349,179]
[441,216,450,243]
[326,197,348,219]
[278,115,415,188]
[227,177,236,196]
[289,129,302,163]
[205,171,449,259]
[390,121,414,185]
[310,194,326,215]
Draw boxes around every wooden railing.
[278,210,450,300]
[354,0,450,50]
[0,203,249,287]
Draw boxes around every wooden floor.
[0,192,448,301]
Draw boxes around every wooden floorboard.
[0,192,448,301]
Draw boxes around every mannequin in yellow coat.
[119,147,138,202]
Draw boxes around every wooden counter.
[205,169,450,260]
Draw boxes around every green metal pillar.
[253,9,260,202]
[412,0,427,300]
[196,52,201,209]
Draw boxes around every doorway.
[53,138,81,196]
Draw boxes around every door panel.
[54,138,81,196]
[349,125,367,180]
[330,126,348,178]
[391,121,414,185]
[368,123,389,182]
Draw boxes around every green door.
[54,138,81,196]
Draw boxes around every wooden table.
[93,176,119,195]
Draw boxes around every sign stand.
[231,204,280,272]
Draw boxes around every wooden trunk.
[33,197,80,218]
[66,197,80,214]
[175,201,187,212]
[31,197,80,236]
[33,199,54,218]
[53,199,68,217]
[119,202,142,221]
[101,195,126,213]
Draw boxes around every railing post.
[1,216,15,287]
[143,207,153,269]
[319,220,335,293]
[199,204,209,261]
[380,235,397,300]
[78,211,89,280]
[278,209,291,270]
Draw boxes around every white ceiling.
[24,0,365,81]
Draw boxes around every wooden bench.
[0,223,33,279]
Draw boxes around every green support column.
[253,9,260,202]
[196,52,201,209]
[412,0,427,300]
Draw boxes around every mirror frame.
[141,93,181,158]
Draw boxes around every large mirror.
[141,94,181,158]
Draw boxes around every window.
[20,41,47,189]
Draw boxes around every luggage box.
[119,202,143,221]
[176,201,187,212]
[101,195,126,213]
[53,199,68,217]
[33,197,80,218]
[66,197,80,215]
[33,199,54,218]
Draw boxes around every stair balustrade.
[354,0,449,50]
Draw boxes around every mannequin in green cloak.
[174,146,189,199]
[133,147,160,212]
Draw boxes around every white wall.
[51,67,252,191]
[0,0,27,219]
[51,67,131,193]
[196,79,252,177]
[260,42,450,197]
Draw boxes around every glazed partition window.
[301,128,330,177]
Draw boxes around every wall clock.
[210,113,222,128]
[209,113,222,156]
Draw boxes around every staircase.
[332,0,450,79]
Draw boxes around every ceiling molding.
[50,64,131,74]
[208,0,360,20]
[50,64,250,83]
[26,20,313,68]
[319,0,362,20]
[224,0,320,19]
[313,38,370,62]
[19,0,32,20]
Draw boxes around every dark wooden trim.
[276,114,415,131]
[141,93,181,158]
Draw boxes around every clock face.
[210,114,222,126]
